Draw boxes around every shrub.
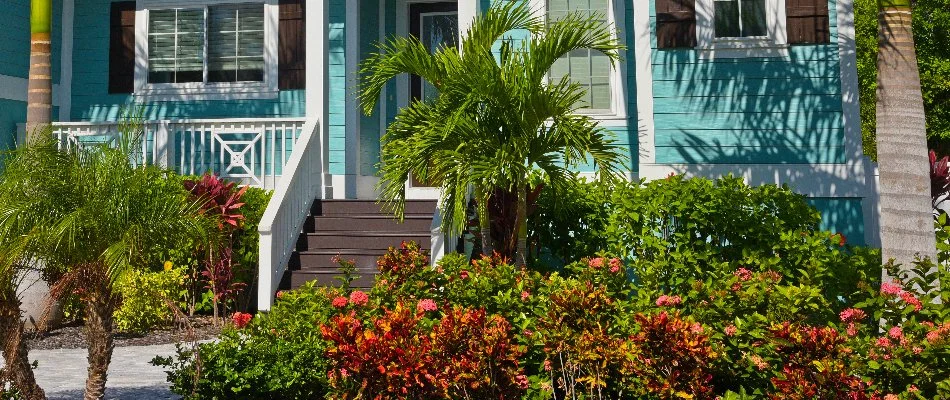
[114,265,187,333]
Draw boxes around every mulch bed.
[26,316,222,350]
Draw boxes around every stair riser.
[314,200,437,216]
[309,217,433,232]
[296,253,383,269]
[290,271,377,289]
[306,235,432,250]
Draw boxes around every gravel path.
[5,343,184,400]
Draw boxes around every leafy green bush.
[114,266,187,333]
[152,282,334,399]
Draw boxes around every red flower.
[733,267,753,282]
[588,257,604,269]
[839,308,866,323]
[231,312,252,329]
[881,282,902,296]
[608,258,623,273]
[655,294,682,307]
[521,291,530,301]
[332,296,349,308]
[349,290,369,306]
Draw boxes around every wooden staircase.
[281,199,438,289]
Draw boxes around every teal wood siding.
[327,0,347,175]
[0,100,27,154]
[0,0,62,82]
[807,198,866,246]
[359,0,381,176]
[70,0,305,122]
[650,0,845,164]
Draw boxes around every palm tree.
[0,239,45,400]
[0,124,213,400]
[26,0,53,139]
[360,3,626,264]
[875,0,937,267]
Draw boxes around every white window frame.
[133,0,279,101]
[695,0,789,58]
[528,0,628,123]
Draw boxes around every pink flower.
[331,296,349,308]
[543,359,552,371]
[340,368,350,378]
[609,258,622,273]
[417,299,438,312]
[839,308,867,323]
[734,268,752,282]
[888,326,903,340]
[349,290,369,306]
[913,346,923,355]
[690,322,704,334]
[731,282,742,292]
[459,270,469,279]
[876,336,892,348]
[900,291,923,311]
[927,330,941,343]
[846,323,858,336]
[231,312,252,329]
[881,282,902,296]
[276,290,285,299]
[655,295,682,307]
[521,291,530,301]
[588,257,604,269]
[909,385,919,393]
[514,374,529,389]
[724,325,737,336]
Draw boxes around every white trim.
[0,75,64,106]
[338,0,360,199]
[633,0,656,164]
[528,0,628,121]
[306,0,331,198]
[695,0,789,59]
[638,162,872,197]
[133,0,279,101]
[60,0,74,121]
[835,0,879,245]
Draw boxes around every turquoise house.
[0,0,877,309]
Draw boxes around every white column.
[458,0,479,35]
[633,0,656,168]
[307,0,331,198]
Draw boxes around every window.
[713,0,767,38]
[547,0,614,111]
[135,0,278,100]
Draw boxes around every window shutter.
[109,1,136,93]
[786,0,830,44]
[656,0,697,49]
[279,0,306,89]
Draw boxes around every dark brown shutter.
[786,0,830,44]
[655,0,696,49]
[279,0,306,90]
[108,1,136,94]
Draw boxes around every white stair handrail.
[258,119,322,311]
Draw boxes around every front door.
[408,2,458,188]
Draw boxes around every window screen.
[548,0,612,111]
[148,8,205,83]
[209,4,266,82]
[714,0,767,38]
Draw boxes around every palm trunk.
[26,0,53,140]
[875,0,937,270]
[477,188,493,256]
[83,291,115,400]
[514,185,528,266]
[0,296,46,400]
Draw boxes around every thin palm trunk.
[875,0,937,269]
[477,188,493,256]
[26,0,53,139]
[1,294,46,400]
[82,278,115,400]
[514,186,528,266]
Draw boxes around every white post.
[155,120,170,168]
[307,0,330,198]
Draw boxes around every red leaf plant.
[629,311,718,400]
[183,173,248,230]
[321,303,526,399]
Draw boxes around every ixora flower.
[655,294,682,307]
[520,291,531,301]
[839,308,866,323]
[231,312,252,329]
[588,257,604,269]
[888,326,904,340]
[724,325,737,336]
[417,299,438,312]
[608,258,623,273]
[349,290,369,306]
[880,282,902,296]
[733,267,753,282]
[899,291,923,311]
[332,296,349,308]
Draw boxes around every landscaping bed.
[26,316,221,350]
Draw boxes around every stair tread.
[306,231,431,236]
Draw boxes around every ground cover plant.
[155,177,950,399]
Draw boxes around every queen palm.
[360,3,626,264]
[0,123,213,400]
[27,0,54,138]
[875,0,937,267]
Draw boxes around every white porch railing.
[20,118,306,190]
[257,119,323,311]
